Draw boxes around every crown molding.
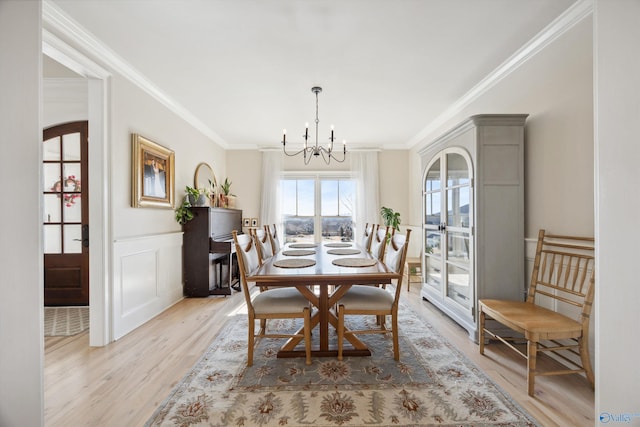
[406,0,593,149]
[42,0,229,149]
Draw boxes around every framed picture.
[131,134,175,208]
[243,218,250,227]
[251,218,258,227]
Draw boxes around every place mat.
[273,258,316,268]
[324,242,352,248]
[282,249,316,256]
[327,248,361,255]
[288,243,317,248]
[332,257,377,267]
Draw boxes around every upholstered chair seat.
[252,288,311,315]
[337,286,394,311]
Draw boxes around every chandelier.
[281,86,346,164]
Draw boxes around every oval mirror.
[194,162,217,195]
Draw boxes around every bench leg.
[478,307,485,355]
[579,336,595,389]
[527,340,537,396]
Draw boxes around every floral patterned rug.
[145,298,538,426]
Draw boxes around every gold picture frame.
[131,134,175,208]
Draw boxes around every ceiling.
[48,0,577,150]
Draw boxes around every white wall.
[110,74,226,239]
[594,0,640,421]
[409,17,594,239]
[43,78,87,127]
[379,150,410,226]
[0,2,44,426]
[106,74,226,338]
[226,150,261,230]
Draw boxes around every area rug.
[44,306,89,337]
[145,298,538,426]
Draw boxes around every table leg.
[276,283,371,358]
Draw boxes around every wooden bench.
[478,229,595,396]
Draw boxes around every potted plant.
[219,178,236,208]
[175,199,194,225]
[380,206,401,231]
[185,185,208,207]
[380,206,401,242]
[176,186,207,224]
[208,178,217,207]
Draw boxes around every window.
[281,175,355,243]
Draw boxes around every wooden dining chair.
[251,227,273,262]
[368,226,392,292]
[337,229,411,361]
[479,229,595,396]
[265,223,281,254]
[232,231,312,366]
[361,223,375,253]
[369,225,390,261]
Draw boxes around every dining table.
[246,240,400,359]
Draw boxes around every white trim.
[42,29,109,79]
[281,170,356,178]
[407,0,593,149]
[42,0,227,148]
[43,30,112,347]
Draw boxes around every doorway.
[43,121,89,306]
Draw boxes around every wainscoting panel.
[113,232,183,340]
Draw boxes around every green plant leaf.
[380,206,401,231]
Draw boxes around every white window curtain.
[259,150,282,229]
[350,151,380,239]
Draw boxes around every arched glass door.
[423,148,473,312]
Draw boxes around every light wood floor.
[44,281,594,426]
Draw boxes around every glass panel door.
[43,133,83,254]
[443,151,473,311]
[423,158,443,292]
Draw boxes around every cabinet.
[182,207,242,297]
[419,114,527,340]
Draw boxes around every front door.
[43,121,89,306]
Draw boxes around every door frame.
[44,31,112,346]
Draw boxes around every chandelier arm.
[319,149,331,165]
[328,148,347,163]
[282,144,308,157]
